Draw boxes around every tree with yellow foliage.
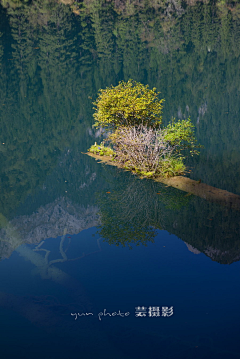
[93,79,164,130]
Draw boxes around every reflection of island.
[94,166,240,264]
[88,152,240,211]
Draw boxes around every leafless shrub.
[108,124,175,174]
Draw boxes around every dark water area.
[0,1,240,358]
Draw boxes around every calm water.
[0,1,240,358]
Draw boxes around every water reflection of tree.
[96,168,191,248]
[95,165,240,263]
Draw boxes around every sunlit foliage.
[164,118,202,156]
[93,79,164,130]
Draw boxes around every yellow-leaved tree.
[93,79,164,130]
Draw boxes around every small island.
[86,80,240,211]
[89,80,201,177]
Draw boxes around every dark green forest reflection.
[95,168,191,248]
[95,164,240,265]
[0,0,240,262]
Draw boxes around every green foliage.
[122,156,186,178]
[163,118,202,156]
[138,170,154,178]
[1,0,30,8]
[88,142,116,157]
[159,156,186,177]
[92,79,164,130]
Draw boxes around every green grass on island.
[88,142,186,179]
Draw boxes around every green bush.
[88,142,116,157]
[158,157,186,177]
[163,118,201,156]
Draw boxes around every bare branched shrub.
[108,125,176,174]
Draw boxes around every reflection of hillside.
[0,197,99,259]
[163,196,240,264]
[94,165,240,264]
[184,242,201,255]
